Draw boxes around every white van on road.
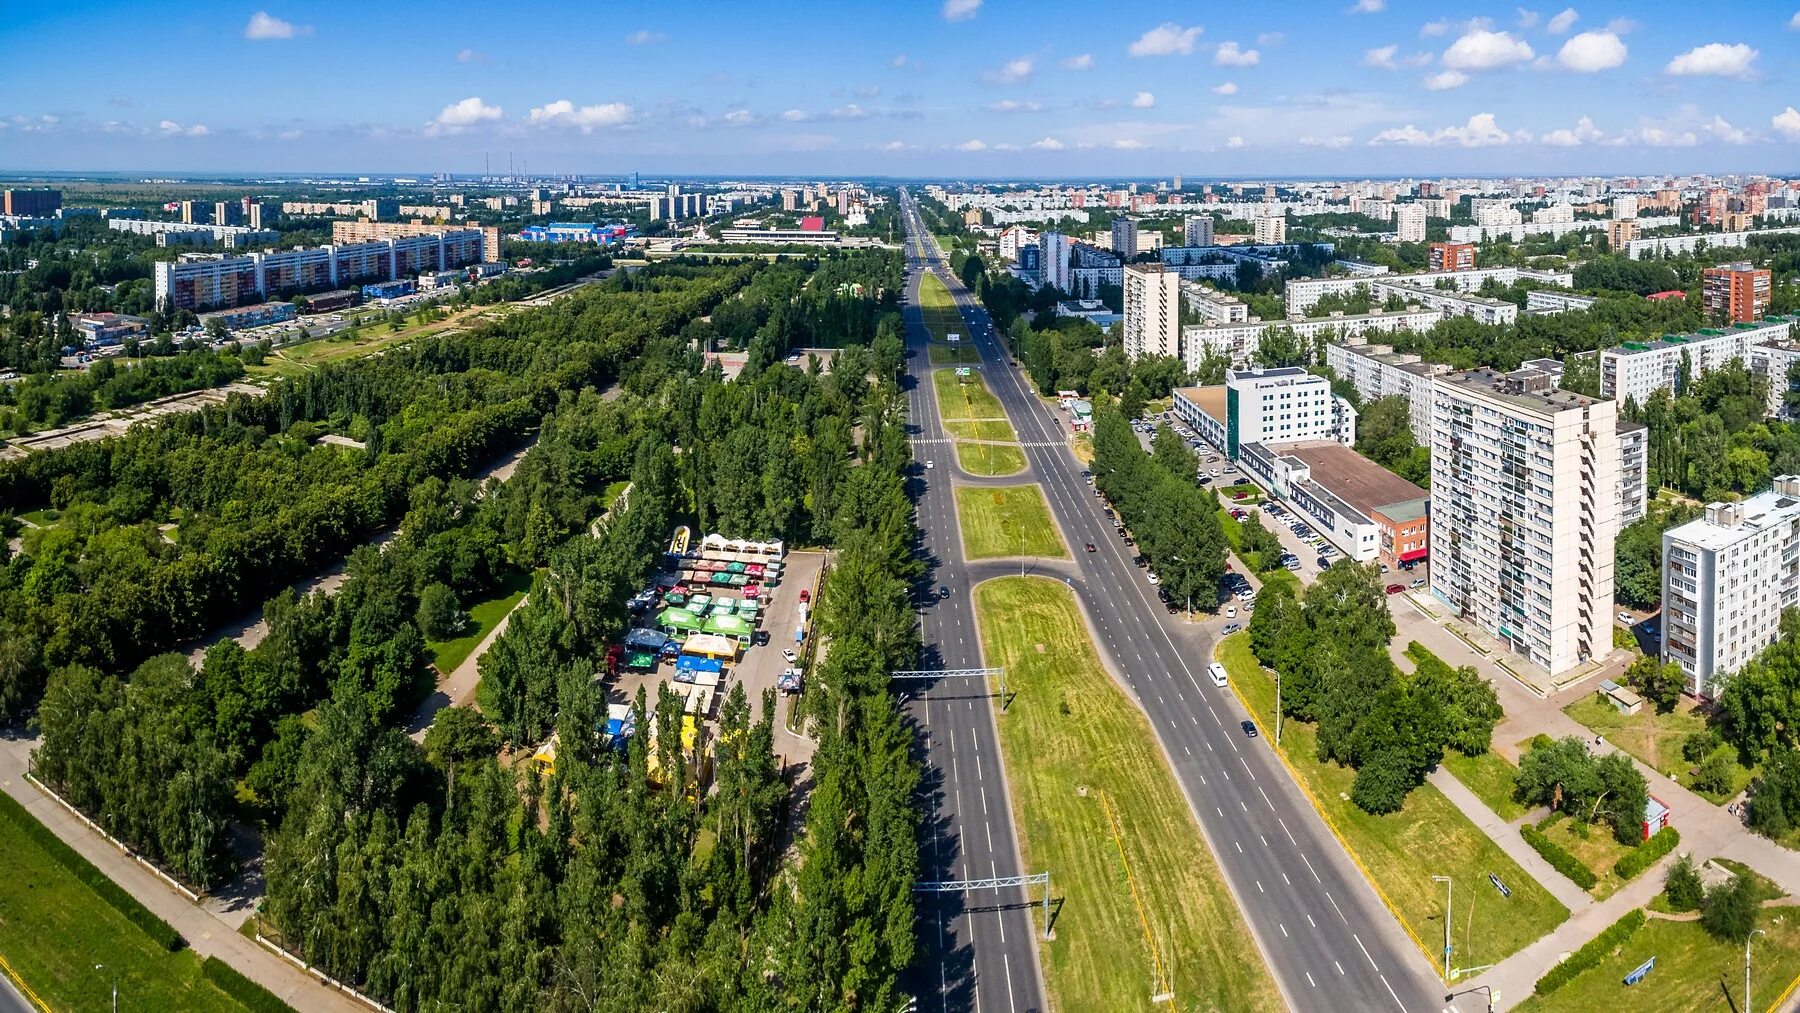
[1208,662,1228,687]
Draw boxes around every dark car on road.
[1240,720,1258,738]
[1385,584,1404,594]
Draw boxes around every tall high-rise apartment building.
[1183,214,1214,247]
[1395,205,1426,243]
[1429,367,1619,676]
[1253,215,1286,244]
[1111,217,1140,260]
[1428,241,1476,272]
[1121,263,1181,360]
[1038,232,1073,292]
[1663,479,1800,696]
[2,189,61,216]
[1703,262,1772,324]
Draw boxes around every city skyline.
[3,1,1800,175]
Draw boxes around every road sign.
[956,367,972,376]
[1489,873,1511,898]
[1623,957,1655,985]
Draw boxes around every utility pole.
[1275,668,1282,746]
[1432,875,1453,982]
[1747,927,1767,1012]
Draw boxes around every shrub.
[1663,854,1704,912]
[1614,826,1680,881]
[0,790,183,952]
[1521,824,1599,890]
[1702,873,1760,943]
[1535,909,1646,995]
[200,957,293,1013]
[1692,752,1736,796]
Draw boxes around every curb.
[0,954,49,1013]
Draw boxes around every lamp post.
[1747,926,1767,1013]
[95,964,116,1013]
[1432,876,1454,982]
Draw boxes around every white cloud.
[158,120,210,137]
[1258,32,1285,46]
[1350,0,1385,12]
[1298,135,1353,148]
[781,109,809,122]
[826,103,868,120]
[1363,44,1400,69]
[1214,41,1261,66]
[1113,138,1148,150]
[1131,91,1156,108]
[1129,22,1204,57]
[1442,29,1534,70]
[455,48,487,63]
[1370,112,1519,146]
[722,109,755,126]
[244,11,310,40]
[1604,17,1637,34]
[1424,70,1468,90]
[528,99,632,131]
[1664,42,1757,78]
[891,53,910,69]
[987,55,1035,84]
[956,138,988,151]
[1061,53,1094,71]
[1705,115,1751,144]
[1790,11,1800,28]
[1631,125,1698,147]
[1224,135,1247,148]
[1030,136,1066,150]
[1541,115,1603,145]
[1547,7,1579,32]
[1517,8,1540,28]
[1420,18,1451,36]
[1212,81,1239,95]
[986,99,1044,113]
[943,0,982,22]
[435,96,502,128]
[1776,107,1800,139]
[1557,31,1626,71]
[624,29,665,45]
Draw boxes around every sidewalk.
[1425,767,1596,914]
[1466,861,1666,1008]
[0,738,366,1013]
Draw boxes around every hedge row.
[201,957,294,1013]
[0,789,184,952]
[1521,824,1599,890]
[1535,909,1647,995]
[1615,826,1681,881]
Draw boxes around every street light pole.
[95,964,116,1013]
[1432,875,1454,981]
[1747,927,1767,1012]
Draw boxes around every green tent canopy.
[703,613,753,640]
[657,607,704,632]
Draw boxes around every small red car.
[1385,584,1404,594]
[1084,542,1097,552]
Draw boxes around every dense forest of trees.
[1090,405,1227,612]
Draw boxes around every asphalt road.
[900,221,1047,1013]
[897,191,1450,1013]
[0,975,33,1013]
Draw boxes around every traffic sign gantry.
[914,872,1052,940]
[890,668,1008,710]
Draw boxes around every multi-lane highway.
[897,189,1449,1012]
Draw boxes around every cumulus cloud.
[1420,18,1451,36]
[1214,41,1260,66]
[1557,31,1626,71]
[944,0,982,21]
[1363,44,1400,69]
[1442,29,1534,70]
[1790,11,1800,28]
[528,99,632,131]
[244,11,310,39]
[1131,91,1156,108]
[1541,115,1604,145]
[1370,112,1519,146]
[1030,136,1066,150]
[1113,138,1148,150]
[455,48,488,63]
[1212,81,1239,95]
[435,96,502,128]
[1350,0,1384,12]
[986,99,1044,112]
[1705,115,1751,144]
[1664,42,1757,78]
[1224,135,1247,148]
[1424,70,1468,90]
[987,55,1035,84]
[1776,107,1800,139]
[722,109,755,126]
[159,120,210,137]
[1061,53,1094,71]
[956,138,988,151]
[1516,8,1540,28]
[1299,135,1353,148]
[781,109,809,122]
[1129,22,1204,57]
[624,29,666,45]
[1547,7,1579,32]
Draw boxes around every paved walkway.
[404,595,527,741]
[1425,767,1597,914]
[0,738,365,1013]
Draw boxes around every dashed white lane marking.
[1306,972,1316,988]
[1302,852,1322,883]
[1335,961,1345,976]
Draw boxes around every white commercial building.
[1183,214,1214,247]
[1429,367,1620,677]
[1662,478,1800,696]
[1121,263,1182,360]
[1184,307,1441,371]
[1598,318,1792,405]
[1172,368,1356,459]
[1395,205,1426,243]
[1038,232,1073,292]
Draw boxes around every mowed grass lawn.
[1218,634,1569,972]
[934,368,1006,422]
[0,796,248,1012]
[1441,750,1528,822]
[945,420,1016,442]
[974,578,1284,1013]
[1564,696,1755,803]
[955,441,1028,478]
[955,484,1067,560]
[1518,915,1800,1012]
[426,569,533,674]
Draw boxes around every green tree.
[1663,854,1704,912]
[1624,653,1685,713]
[1700,874,1760,943]
[416,582,465,641]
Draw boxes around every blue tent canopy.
[625,628,670,651]
[675,655,724,675]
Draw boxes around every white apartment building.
[1183,307,1442,371]
[1173,367,1357,459]
[1179,280,1248,324]
[1526,290,1599,315]
[997,225,1036,262]
[1663,479,1800,696]
[1476,206,1524,227]
[1395,205,1426,243]
[1532,204,1575,224]
[1038,232,1073,292]
[1285,266,1569,313]
[1112,217,1140,260]
[1613,195,1639,220]
[1325,339,1452,443]
[1626,225,1800,260]
[1750,339,1800,418]
[1122,263,1182,360]
[1617,421,1648,524]
[1599,318,1792,405]
[1429,368,1620,677]
[1254,216,1287,244]
[1184,214,1215,247]
[1378,282,1519,325]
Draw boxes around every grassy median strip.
[955,441,1028,478]
[1519,913,1800,1011]
[0,792,249,1011]
[1218,633,1569,972]
[945,420,1016,441]
[933,368,1006,421]
[974,577,1284,1013]
[954,484,1067,559]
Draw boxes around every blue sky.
[3,1,1798,176]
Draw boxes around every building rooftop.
[1173,385,1228,422]
[1667,477,1800,551]
[1440,366,1600,415]
[1605,316,1795,357]
[1271,440,1429,523]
